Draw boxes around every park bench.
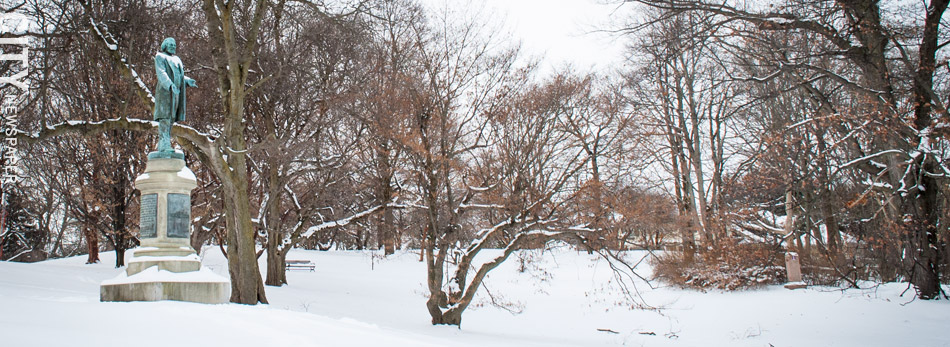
[285,260,315,272]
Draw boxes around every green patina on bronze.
[166,193,191,238]
[139,193,157,238]
[150,37,196,160]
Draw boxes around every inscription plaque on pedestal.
[167,193,190,238]
[140,194,158,238]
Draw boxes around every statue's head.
[160,37,176,55]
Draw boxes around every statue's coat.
[153,47,193,122]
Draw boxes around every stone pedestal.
[101,155,230,304]
[784,252,807,289]
[132,158,198,258]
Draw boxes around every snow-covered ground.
[1,247,948,346]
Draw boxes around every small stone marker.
[784,252,806,289]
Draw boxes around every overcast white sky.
[417,0,634,74]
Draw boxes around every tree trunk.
[783,189,796,236]
[819,189,841,257]
[424,240,446,324]
[688,114,712,246]
[709,110,726,238]
[112,174,128,268]
[264,157,286,287]
[49,210,70,258]
[376,144,396,255]
[878,239,897,282]
[381,206,395,255]
[906,0,948,300]
[191,227,213,256]
[673,77,706,250]
[909,158,942,299]
[115,246,126,268]
[813,123,841,257]
[683,68,713,246]
[784,189,802,252]
[265,229,286,286]
[265,248,286,286]
[197,0,273,305]
[433,309,462,326]
[223,176,268,304]
[84,227,99,264]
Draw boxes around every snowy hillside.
[1,248,948,346]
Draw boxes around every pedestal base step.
[134,246,197,257]
[127,254,201,276]
[100,267,230,304]
[784,281,807,290]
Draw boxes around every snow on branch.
[18,117,154,144]
[833,149,907,176]
[457,203,505,210]
[86,16,155,109]
[299,202,404,238]
[468,216,524,252]
[466,185,495,192]
[462,216,556,261]
[17,118,214,149]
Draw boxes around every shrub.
[653,239,786,290]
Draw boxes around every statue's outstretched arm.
[185,76,197,88]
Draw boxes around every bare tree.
[620,0,949,298]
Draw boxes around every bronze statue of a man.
[151,37,196,159]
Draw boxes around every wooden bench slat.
[285,260,315,272]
